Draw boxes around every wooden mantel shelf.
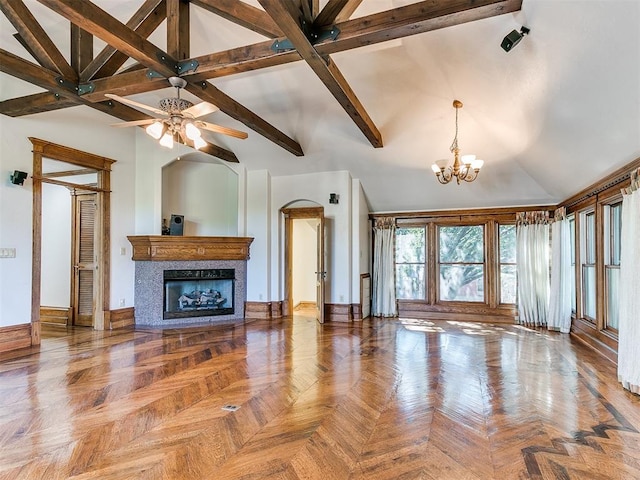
[127,236,254,261]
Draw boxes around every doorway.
[282,207,325,323]
[30,138,115,344]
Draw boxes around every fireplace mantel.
[127,236,254,261]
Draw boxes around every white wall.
[162,160,238,236]
[271,171,353,303]
[292,219,317,305]
[246,170,271,301]
[351,178,371,303]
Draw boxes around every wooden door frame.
[281,206,324,318]
[30,138,115,343]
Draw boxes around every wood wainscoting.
[0,324,32,354]
[106,307,135,330]
[245,302,272,319]
[40,306,71,325]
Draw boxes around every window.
[438,225,484,302]
[499,224,517,304]
[581,210,596,320]
[569,215,576,313]
[395,227,426,299]
[605,202,622,330]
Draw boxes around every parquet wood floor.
[1,317,639,479]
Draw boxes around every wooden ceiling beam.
[71,24,93,74]
[185,81,304,156]
[167,0,189,60]
[81,0,166,81]
[259,0,382,148]
[314,0,362,27]
[321,0,523,54]
[190,0,283,38]
[0,0,77,81]
[34,0,178,78]
[0,49,237,162]
[0,92,80,117]
[190,0,521,79]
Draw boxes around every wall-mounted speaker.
[10,170,28,185]
[170,214,184,236]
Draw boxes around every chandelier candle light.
[432,100,484,184]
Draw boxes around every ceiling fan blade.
[182,101,219,118]
[110,119,157,127]
[105,93,167,117]
[196,121,248,139]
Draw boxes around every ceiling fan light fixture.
[146,121,165,140]
[159,132,174,149]
[432,100,483,185]
[193,136,207,150]
[185,122,202,141]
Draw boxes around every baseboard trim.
[325,303,353,323]
[271,301,283,319]
[107,307,135,330]
[40,306,71,325]
[245,301,272,319]
[0,323,32,353]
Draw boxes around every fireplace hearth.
[164,269,234,319]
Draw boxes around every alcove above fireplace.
[128,236,253,326]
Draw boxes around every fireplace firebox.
[163,269,234,319]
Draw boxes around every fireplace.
[164,269,234,319]
[128,236,253,326]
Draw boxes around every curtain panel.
[548,207,572,333]
[618,168,640,394]
[516,211,550,327]
[372,217,397,317]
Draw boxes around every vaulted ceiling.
[1,0,639,212]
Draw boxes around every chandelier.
[431,100,484,184]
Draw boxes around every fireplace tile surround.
[128,236,253,327]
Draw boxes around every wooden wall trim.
[40,306,71,325]
[107,307,135,330]
[271,301,283,319]
[325,303,353,322]
[29,137,116,171]
[245,301,272,319]
[0,324,32,354]
[127,236,254,261]
[398,301,516,323]
[370,205,553,220]
[571,318,618,364]
[560,156,640,211]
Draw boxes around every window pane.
[396,264,426,300]
[439,226,484,263]
[395,228,425,263]
[500,265,517,304]
[611,203,622,266]
[582,265,596,319]
[607,267,619,330]
[585,212,595,263]
[440,265,484,302]
[499,225,516,263]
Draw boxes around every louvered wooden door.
[72,194,96,327]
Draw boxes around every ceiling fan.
[106,77,248,150]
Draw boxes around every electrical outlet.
[0,248,16,258]
[120,247,127,256]
[339,295,344,302]
[259,294,263,300]
[119,298,125,307]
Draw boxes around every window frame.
[580,208,597,322]
[436,223,486,304]
[394,226,427,300]
[603,199,622,332]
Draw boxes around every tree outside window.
[499,224,517,304]
[395,227,426,300]
[438,225,484,302]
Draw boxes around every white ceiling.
[1,0,639,212]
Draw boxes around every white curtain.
[372,217,397,317]
[516,211,550,327]
[548,208,572,333]
[618,169,640,394]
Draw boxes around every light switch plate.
[0,248,16,258]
